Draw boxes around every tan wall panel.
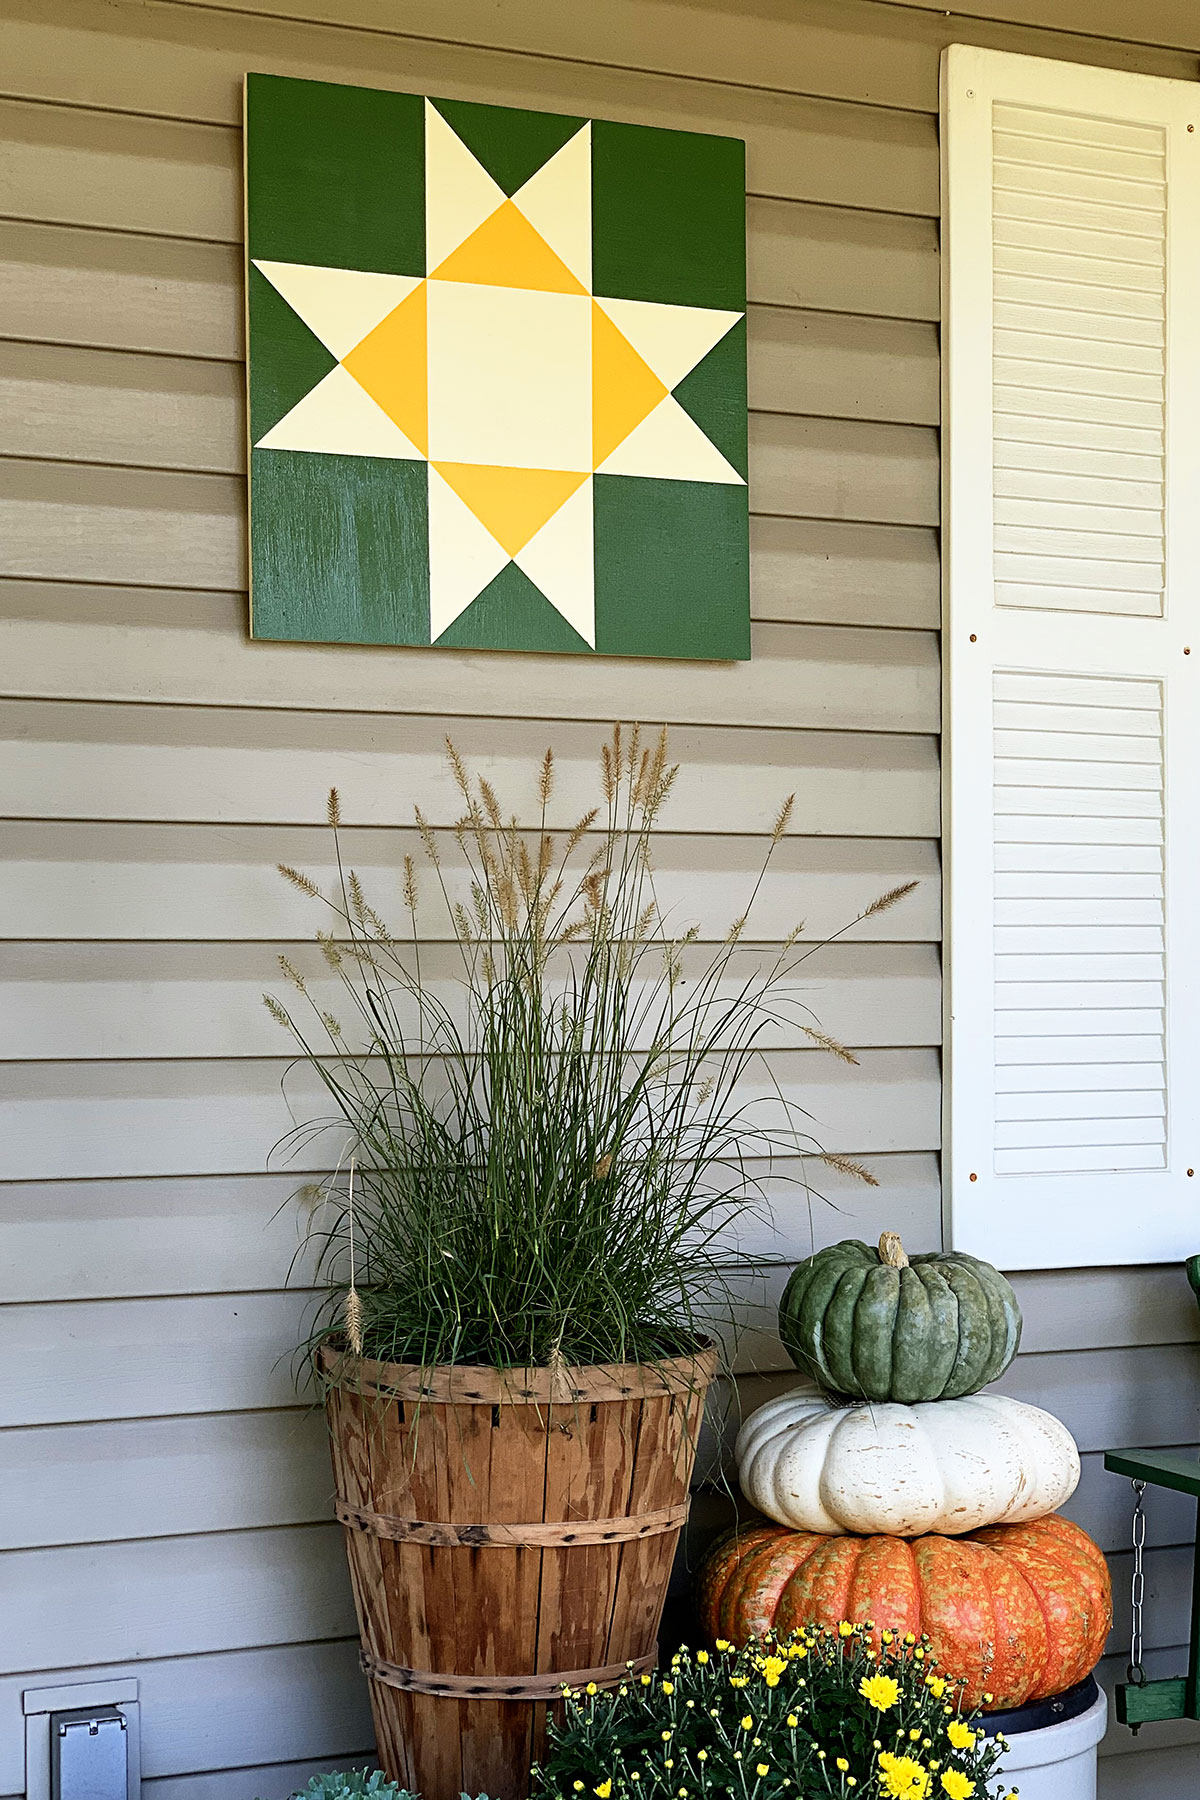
[0,1639,371,1796]
[2,1410,330,1549]
[5,0,1193,132]
[2,824,942,941]
[0,1174,320,1303]
[0,612,940,736]
[0,699,940,831]
[0,15,939,216]
[0,1152,941,1304]
[0,940,941,1061]
[4,1524,356,1677]
[0,1046,941,1183]
[0,519,939,630]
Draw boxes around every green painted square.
[591,120,746,311]
[594,477,750,661]
[245,73,425,275]
[250,450,430,646]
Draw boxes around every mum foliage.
[533,1632,1016,1800]
[273,1772,413,1799]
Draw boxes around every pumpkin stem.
[878,1231,909,1269]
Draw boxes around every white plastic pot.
[986,1684,1107,1800]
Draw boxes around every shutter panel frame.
[941,45,1200,1270]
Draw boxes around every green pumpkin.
[778,1232,1022,1403]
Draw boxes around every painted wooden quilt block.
[244,74,749,658]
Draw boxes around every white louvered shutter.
[942,47,1200,1269]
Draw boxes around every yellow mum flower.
[741,1716,754,1731]
[715,1639,732,1652]
[729,1676,749,1689]
[641,1674,652,1686]
[877,1753,931,1800]
[786,1715,798,1729]
[838,1621,855,1638]
[837,1758,849,1772]
[788,1644,808,1660]
[762,1655,787,1686]
[586,1683,598,1696]
[757,1765,769,1778]
[696,1651,709,1665]
[881,1630,894,1644]
[573,1784,584,1792]
[946,1722,975,1751]
[594,1784,612,1799]
[939,1775,974,1800]
[859,1673,901,1712]
[926,1677,946,1699]
[662,1681,674,1696]
[697,1751,708,1763]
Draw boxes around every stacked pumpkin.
[698,1233,1112,1711]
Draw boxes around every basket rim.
[317,1338,718,1403]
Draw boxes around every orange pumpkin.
[696,1513,1111,1711]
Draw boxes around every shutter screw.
[1189,124,1195,132]
[1186,647,1191,655]
[1188,1169,1195,1178]
[969,633,977,643]
[969,1172,978,1182]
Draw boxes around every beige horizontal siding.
[2,1,1197,1796]
[0,1640,372,1798]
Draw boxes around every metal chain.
[1128,1479,1147,1687]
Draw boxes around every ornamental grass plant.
[267,725,914,1373]
[534,1633,1015,1800]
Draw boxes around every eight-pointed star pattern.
[252,101,745,647]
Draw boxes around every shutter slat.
[994,1060,1165,1093]
[991,100,1166,620]
[995,1145,1166,1175]
[990,665,1165,1175]
[997,981,1164,1008]
[996,953,1164,978]
[994,299,1162,347]
[996,1033,1163,1065]
[996,1087,1163,1119]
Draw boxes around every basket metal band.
[335,1496,689,1547]
[360,1647,657,1700]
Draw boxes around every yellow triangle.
[591,301,668,468]
[432,463,588,557]
[431,199,588,294]
[342,282,428,455]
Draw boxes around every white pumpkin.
[736,1387,1080,1536]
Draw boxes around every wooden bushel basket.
[321,1344,716,1800]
